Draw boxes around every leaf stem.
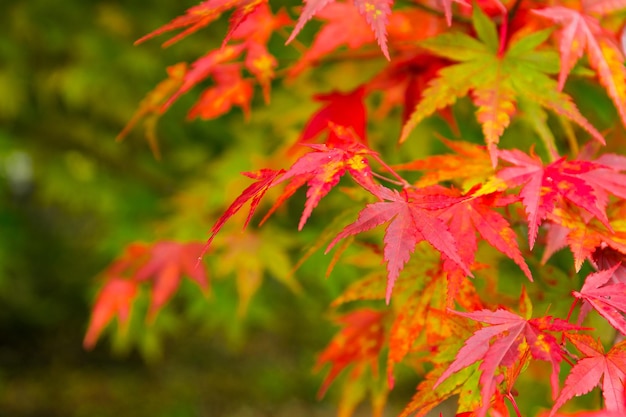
[505,392,523,417]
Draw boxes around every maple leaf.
[496,149,625,250]
[83,278,138,350]
[572,264,626,334]
[533,5,626,126]
[543,201,626,271]
[438,188,533,281]
[315,309,386,398]
[270,125,380,230]
[116,62,187,159]
[287,0,393,59]
[368,54,452,124]
[401,6,604,165]
[435,309,581,417]
[287,1,376,76]
[549,334,626,416]
[135,0,266,47]
[187,64,254,120]
[163,44,247,112]
[326,186,472,303]
[288,87,367,154]
[83,241,209,349]
[394,139,493,191]
[132,241,209,318]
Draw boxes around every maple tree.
[85,0,626,416]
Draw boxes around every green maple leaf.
[400,5,604,166]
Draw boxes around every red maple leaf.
[273,126,380,230]
[132,241,209,317]
[83,278,138,350]
[326,186,472,303]
[135,0,267,47]
[287,0,393,59]
[83,241,209,349]
[287,1,376,76]
[187,64,254,120]
[288,87,367,154]
[549,333,626,416]
[315,308,386,398]
[496,149,623,249]
[572,264,626,335]
[533,5,626,126]
[438,188,532,281]
[436,309,581,417]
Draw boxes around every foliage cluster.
[87,0,626,416]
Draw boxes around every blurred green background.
[0,1,356,415]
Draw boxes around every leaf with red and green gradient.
[287,0,393,59]
[533,5,626,126]
[315,309,386,398]
[401,6,604,165]
[116,62,187,158]
[436,309,581,417]
[393,139,493,191]
[203,169,284,253]
[326,186,472,303]
[438,188,532,281]
[549,334,626,416]
[398,310,481,417]
[83,278,138,350]
[573,264,626,335]
[274,128,380,230]
[496,149,623,250]
[135,0,266,47]
[288,87,367,154]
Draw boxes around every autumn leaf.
[83,241,209,349]
[316,309,386,398]
[549,333,626,416]
[132,241,209,318]
[496,149,623,250]
[437,187,532,281]
[393,138,493,191]
[287,0,393,59]
[326,186,472,303]
[533,5,626,126]
[543,202,626,271]
[187,64,254,120]
[288,87,367,154]
[163,44,247,112]
[401,6,604,165]
[572,264,626,335]
[83,278,138,350]
[436,308,581,417]
[272,126,380,230]
[135,0,267,47]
